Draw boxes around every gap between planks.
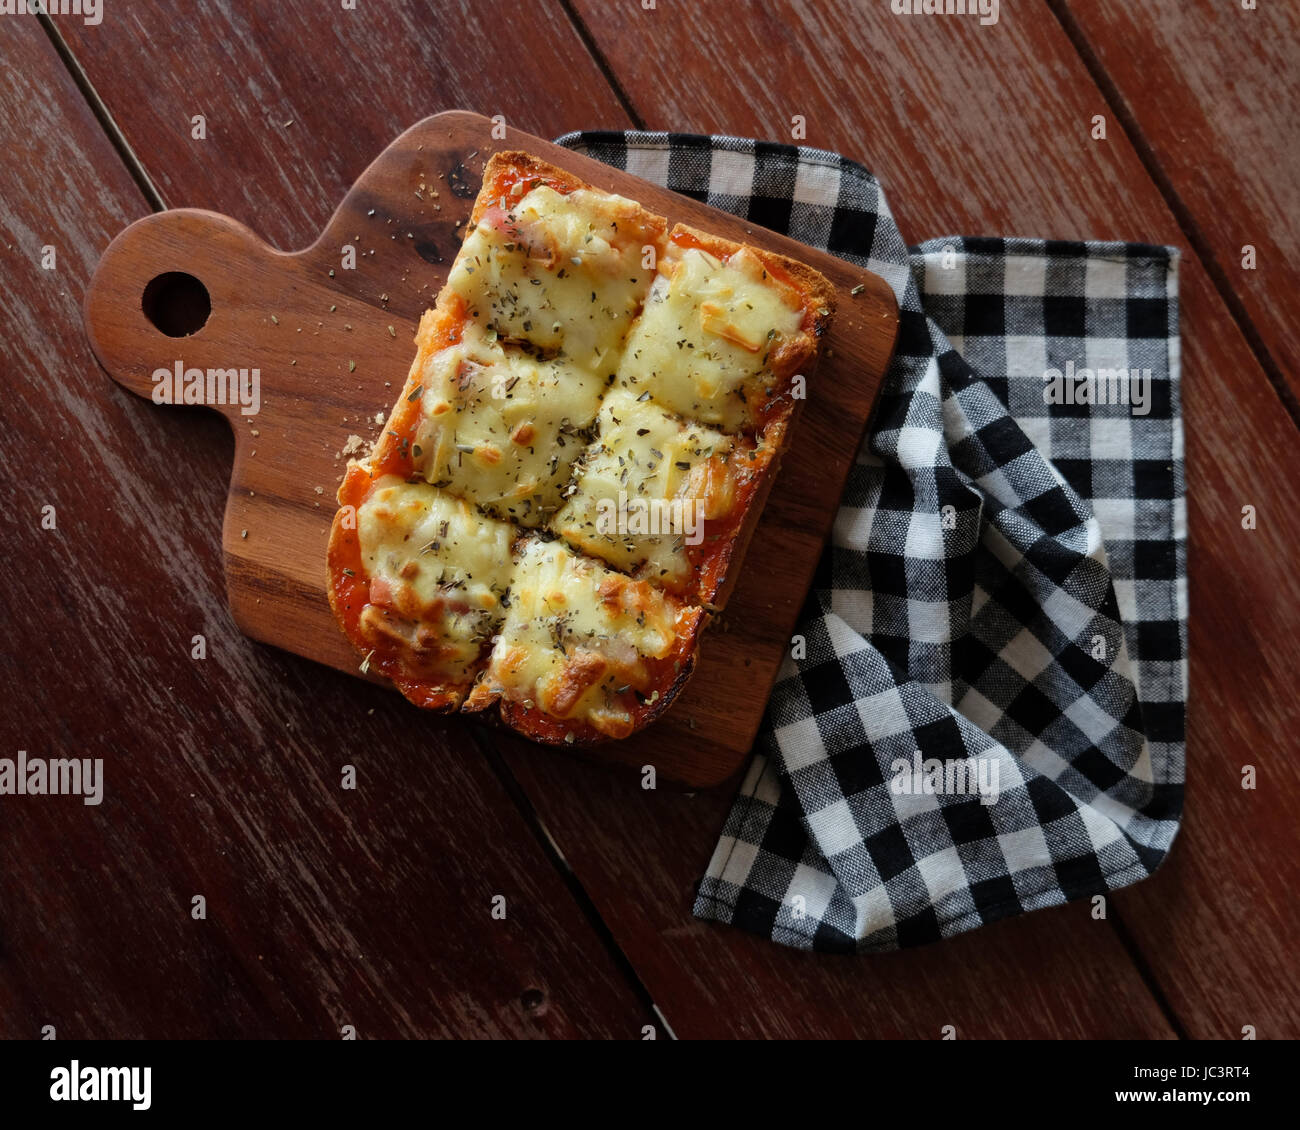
[558,0,648,131]
[1107,907,1190,1040]
[37,14,168,211]
[1046,0,1300,433]
[470,730,678,1039]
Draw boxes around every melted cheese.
[616,244,804,432]
[445,184,662,371]
[481,537,682,734]
[355,478,515,685]
[411,321,604,526]
[554,389,740,588]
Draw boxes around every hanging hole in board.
[142,272,211,337]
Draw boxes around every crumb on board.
[340,434,369,460]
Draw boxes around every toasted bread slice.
[327,152,834,740]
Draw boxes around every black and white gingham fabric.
[557,131,1185,953]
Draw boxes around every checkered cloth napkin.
[557,131,1186,953]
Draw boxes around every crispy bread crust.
[659,224,833,611]
[485,607,706,747]
[473,151,669,248]
[473,151,593,220]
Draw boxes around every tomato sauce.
[327,295,487,707]
[481,163,578,213]
[680,439,777,605]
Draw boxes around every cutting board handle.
[84,209,282,421]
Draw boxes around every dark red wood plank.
[1111,266,1300,1040]
[0,15,651,1040]
[56,0,629,250]
[1063,0,1300,412]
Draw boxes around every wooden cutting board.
[83,110,897,787]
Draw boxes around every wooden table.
[2,0,1296,1039]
